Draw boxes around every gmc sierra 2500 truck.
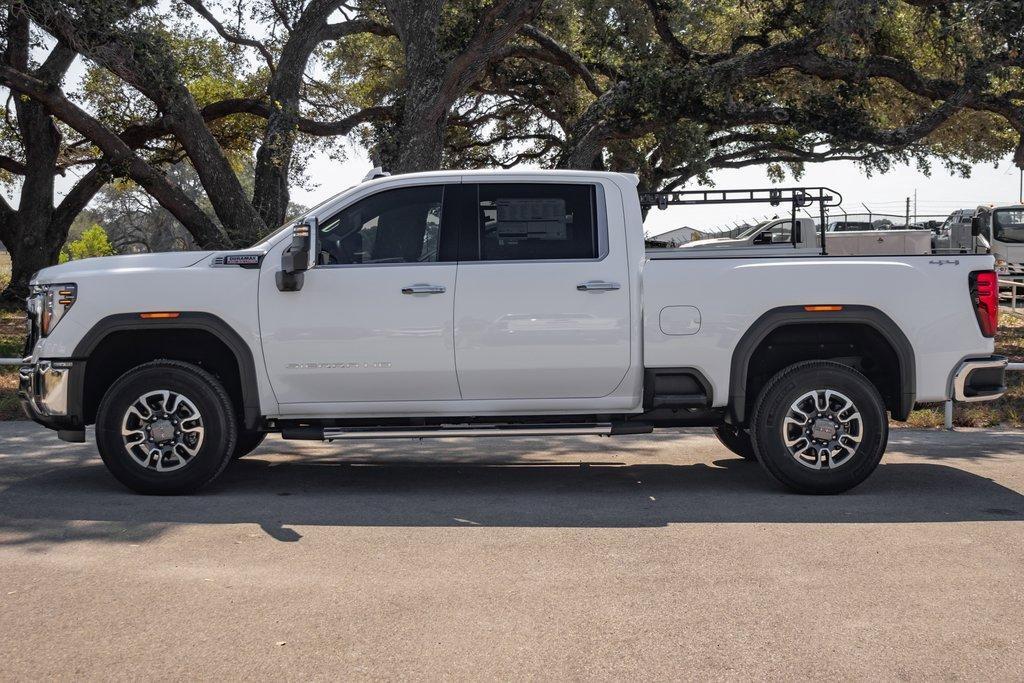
[20,170,1007,495]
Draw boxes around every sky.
[291,145,1024,238]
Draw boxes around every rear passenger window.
[478,184,597,261]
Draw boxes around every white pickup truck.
[20,170,1007,495]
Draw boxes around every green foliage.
[59,225,117,263]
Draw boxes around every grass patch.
[0,307,22,420]
[900,311,1024,429]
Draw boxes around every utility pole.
[914,189,917,223]
[906,196,910,227]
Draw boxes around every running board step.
[281,422,652,441]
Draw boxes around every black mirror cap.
[281,247,309,274]
[275,270,304,292]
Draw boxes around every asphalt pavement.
[0,421,1021,680]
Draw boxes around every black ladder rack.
[639,186,844,255]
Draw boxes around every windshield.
[941,210,973,231]
[248,188,354,249]
[993,209,1024,244]
[735,221,770,239]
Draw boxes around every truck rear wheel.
[712,424,757,460]
[750,360,887,494]
[95,360,237,494]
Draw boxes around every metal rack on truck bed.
[639,187,844,255]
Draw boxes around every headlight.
[29,283,77,337]
[995,259,1009,274]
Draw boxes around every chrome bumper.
[952,356,1008,402]
[19,360,72,418]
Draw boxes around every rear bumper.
[18,360,86,441]
[952,355,1008,402]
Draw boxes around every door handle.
[402,284,446,295]
[577,280,621,291]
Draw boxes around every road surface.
[0,422,1021,679]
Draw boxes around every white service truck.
[20,170,1007,495]
[679,217,932,255]
[972,204,1024,279]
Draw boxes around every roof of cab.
[359,168,639,184]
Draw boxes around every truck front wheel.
[95,360,238,494]
[750,360,887,494]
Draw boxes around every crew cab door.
[259,183,461,405]
[453,181,631,399]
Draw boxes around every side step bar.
[281,422,652,441]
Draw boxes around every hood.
[33,251,215,283]
[678,237,742,248]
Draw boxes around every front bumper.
[19,360,85,441]
[952,355,1008,402]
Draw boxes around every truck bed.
[641,252,995,406]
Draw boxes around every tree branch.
[434,0,544,120]
[319,17,395,41]
[0,155,27,175]
[182,0,276,72]
[0,64,229,248]
[516,24,601,96]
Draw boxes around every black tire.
[95,360,237,494]
[750,360,887,494]
[713,424,757,460]
[232,430,267,460]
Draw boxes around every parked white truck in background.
[679,216,932,255]
[20,170,1007,495]
[972,204,1024,279]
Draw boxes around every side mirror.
[971,216,982,237]
[276,221,313,292]
[792,221,802,244]
[752,231,771,245]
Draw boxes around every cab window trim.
[312,183,459,268]
[457,181,609,264]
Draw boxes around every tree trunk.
[252,0,342,229]
[0,214,62,305]
[382,95,448,174]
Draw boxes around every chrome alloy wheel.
[781,389,863,470]
[121,390,205,472]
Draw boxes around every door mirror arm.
[277,220,313,292]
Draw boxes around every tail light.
[969,270,998,338]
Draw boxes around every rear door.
[452,181,631,400]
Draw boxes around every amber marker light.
[803,305,843,312]
[139,312,181,319]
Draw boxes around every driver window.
[317,185,444,265]
[768,221,793,243]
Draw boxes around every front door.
[453,181,631,400]
[259,183,462,405]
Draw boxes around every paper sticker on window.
[494,198,568,241]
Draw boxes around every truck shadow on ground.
[1,431,1022,547]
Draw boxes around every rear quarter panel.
[643,254,996,405]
